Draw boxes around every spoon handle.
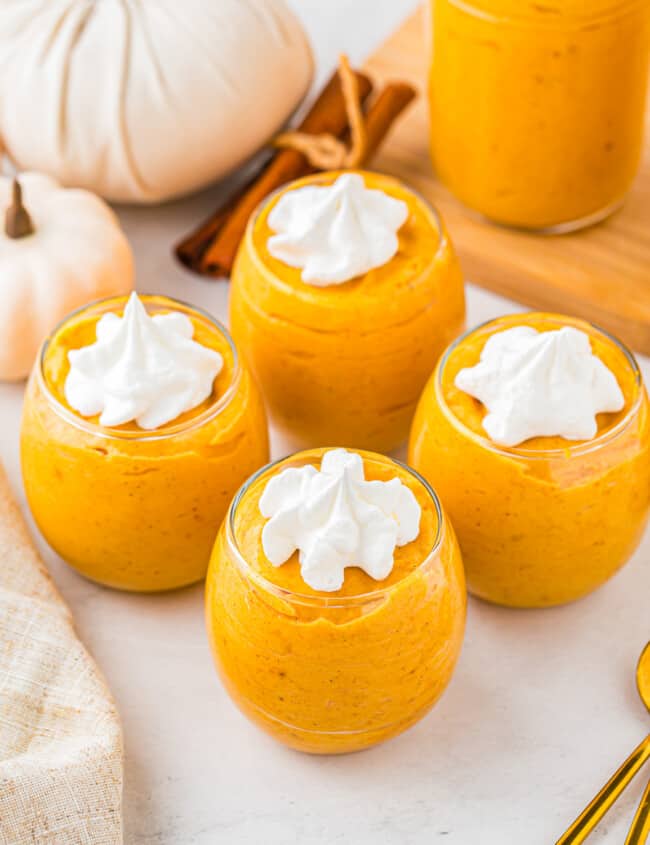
[555,733,650,845]
[624,775,650,845]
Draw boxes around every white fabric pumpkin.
[0,173,134,381]
[0,0,313,204]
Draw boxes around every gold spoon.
[556,643,650,845]
[624,645,650,845]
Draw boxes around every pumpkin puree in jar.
[230,170,465,452]
[409,314,650,607]
[429,0,650,229]
[206,450,466,754]
[21,296,269,591]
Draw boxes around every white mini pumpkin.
[0,172,134,381]
[0,0,313,204]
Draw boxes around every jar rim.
[225,447,445,608]
[434,311,645,460]
[36,293,242,442]
[438,0,647,26]
[243,168,449,305]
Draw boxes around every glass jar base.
[43,540,209,592]
[467,583,599,610]
[230,693,437,755]
[271,420,410,459]
[466,196,626,236]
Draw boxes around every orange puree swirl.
[229,169,465,452]
[20,295,269,592]
[409,313,650,607]
[206,449,466,753]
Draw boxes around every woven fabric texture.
[0,467,123,845]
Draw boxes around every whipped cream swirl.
[266,173,409,286]
[259,448,421,592]
[65,292,223,430]
[454,325,625,447]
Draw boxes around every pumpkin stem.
[5,179,34,239]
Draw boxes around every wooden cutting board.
[364,6,650,354]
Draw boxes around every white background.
[1,1,648,842]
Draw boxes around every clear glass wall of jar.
[205,448,466,754]
[21,295,269,592]
[428,0,650,231]
[230,170,466,453]
[409,313,650,607]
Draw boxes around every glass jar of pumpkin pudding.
[206,448,466,754]
[230,170,465,452]
[21,293,269,592]
[409,313,650,608]
[429,0,650,231]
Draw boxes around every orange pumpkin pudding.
[230,170,465,452]
[20,293,269,591]
[428,0,650,230]
[409,313,650,608]
[205,448,466,753]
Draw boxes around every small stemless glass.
[229,169,466,453]
[205,448,466,754]
[20,294,269,592]
[409,313,650,608]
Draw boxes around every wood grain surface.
[365,6,650,353]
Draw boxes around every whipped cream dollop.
[266,172,409,286]
[259,448,421,592]
[65,292,223,430]
[454,325,625,447]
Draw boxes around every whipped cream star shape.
[65,292,223,430]
[454,325,625,447]
[266,173,409,286]
[259,448,421,592]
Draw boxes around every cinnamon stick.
[176,73,417,279]
[176,70,373,277]
[361,82,416,162]
[173,205,230,269]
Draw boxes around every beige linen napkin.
[0,466,123,845]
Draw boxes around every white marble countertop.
[1,2,649,843]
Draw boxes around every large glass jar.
[21,295,269,592]
[206,448,466,754]
[230,169,465,453]
[428,0,650,231]
[409,313,650,607]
